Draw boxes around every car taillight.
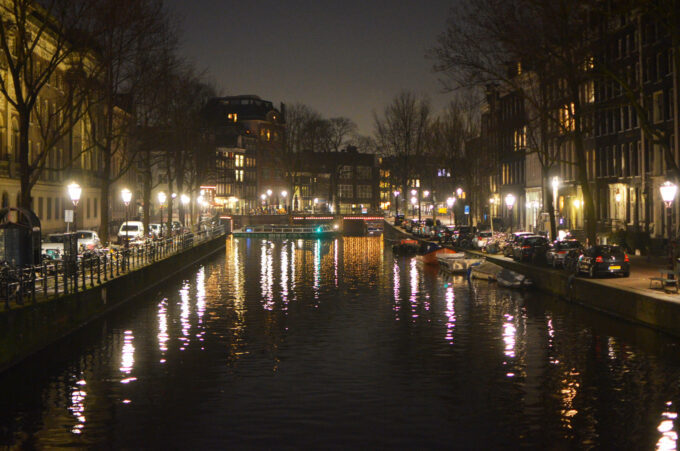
[522,245,531,249]
[596,256,603,263]
[624,254,629,262]
[558,250,567,254]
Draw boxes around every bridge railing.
[0,224,226,310]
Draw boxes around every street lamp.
[313,197,318,215]
[180,194,189,227]
[393,190,400,216]
[410,196,417,217]
[505,193,516,233]
[489,197,496,233]
[121,188,132,269]
[281,190,288,212]
[157,191,166,238]
[552,176,560,217]
[67,182,81,232]
[456,187,463,198]
[446,197,454,226]
[660,181,677,240]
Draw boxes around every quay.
[385,219,680,338]
[0,227,227,372]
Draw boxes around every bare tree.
[85,0,171,242]
[431,0,601,244]
[327,117,357,152]
[373,91,431,218]
[0,0,93,209]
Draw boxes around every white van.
[118,221,145,243]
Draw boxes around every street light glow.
[410,196,417,205]
[180,194,190,205]
[157,191,166,204]
[411,189,417,196]
[121,188,132,206]
[281,190,288,197]
[456,188,463,197]
[446,197,454,207]
[660,181,677,207]
[67,182,82,206]
[423,190,429,197]
[505,193,516,209]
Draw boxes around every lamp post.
[281,190,288,213]
[489,197,495,234]
[505,193,516,233]
[410,196,417,217]
[552,176,560,220]
[260,193,266,213]
[393,190,400,216]
[67,182,81,233]
[456,187,463,198]
[446,197,454,226]
[313,197,318,215]
[660,181,677,242]
[180,194,190,228]
[157,191,166,238]
[121,188,132,270]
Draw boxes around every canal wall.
[384,220,680,338]
[477,253,680,338]
[0,234,227,372]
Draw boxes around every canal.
[1,236,680,449]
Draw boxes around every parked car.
[512,235,549,262]
[545,239,581,268]
[503,231,533,257]
[75,230,101,252]
[148,223,166,238]
[117,221,145,244]
[576,245,630,278]
[472,231,493,250]
[436,225,455,243]
[453,226,477,248]
[42,233,67,259]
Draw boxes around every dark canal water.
[2,236,680,449]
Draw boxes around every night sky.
[164,0,455,135]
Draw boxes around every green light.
[316,226,322,233]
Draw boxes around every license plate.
[609,265,621,270]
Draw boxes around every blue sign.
[464,205,470,215]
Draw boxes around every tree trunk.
[545,181,557,240]
[100,177,111,244]
[19,111,32,210]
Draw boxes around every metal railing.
[0,225,226,310]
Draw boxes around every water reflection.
[3,236,680,449]
[657,402,678,450]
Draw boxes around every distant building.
[203,95,285,213]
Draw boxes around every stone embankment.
[0,233,227,372]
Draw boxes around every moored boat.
[438,254,483,273]
[496,268,533,288]
[469,261,503,280]
[416,242,456,265]
[392,239,419,255]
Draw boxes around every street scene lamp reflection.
[456,187,463,197]
[505,193,516,233]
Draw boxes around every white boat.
[496,268,533,288]
[437,254,482,274]
[469,261,503,280]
